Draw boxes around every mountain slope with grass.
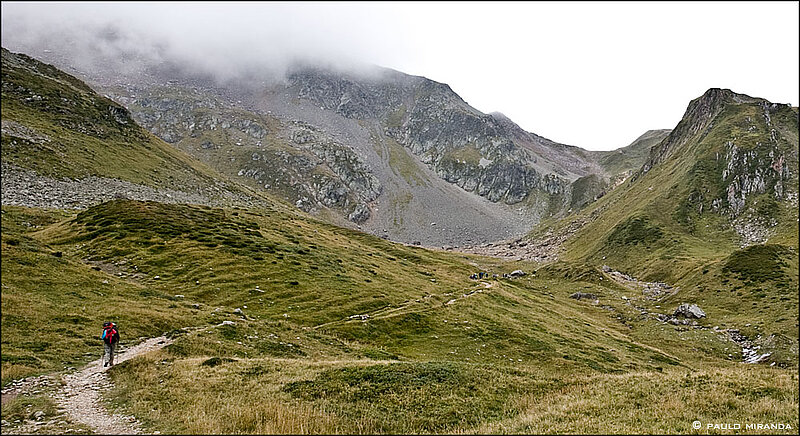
[597,129,672,177]
[5,199,797,433]
[1,48,263,209]
[531,88,799,364]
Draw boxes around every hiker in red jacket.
[101,322,120,367]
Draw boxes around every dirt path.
[54,335,176,435]
[4,335,177,435]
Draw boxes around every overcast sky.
[2,1,798,150]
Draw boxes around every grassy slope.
[539,92,799,355]
[596,129,672,176]
[3,201,797,433]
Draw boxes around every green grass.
[3,201,797,433]
[722,244,794,284]
[0,206,212,384]
[18,199,685,371]
[473,366,799,434]
[8,199,788,434]
[385,136,429,186]
[283,362,540,433]
[386,104,407,128]
[569,173,609,210]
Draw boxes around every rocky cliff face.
[286,68,587,206]
[81,62,619,245]
[106,84,382,223]
[632,89,799,246]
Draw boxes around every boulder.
[673,303,706,319]
[509,270,526,278]
[570,292,597,300]
[348,203,370,223]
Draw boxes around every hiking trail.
[3,333,185,435]
[313,281,495,330]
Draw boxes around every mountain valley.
[1,46,798,434]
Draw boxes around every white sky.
[2,1,799,150]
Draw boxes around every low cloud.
[1,3,390,84]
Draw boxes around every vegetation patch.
[200,357,238,367]
[722,244,793,284]
[283,362,534,432]
[606,216,664,246]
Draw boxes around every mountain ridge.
[1,45,662,246]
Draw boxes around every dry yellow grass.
[469,365,799,434]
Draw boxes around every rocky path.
[55,335,176,435]
[3,335,177,435]
[314,281,495,330]
[601,266,680,300]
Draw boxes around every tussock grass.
[471,366,799,434]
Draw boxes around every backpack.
[102,323,120,344]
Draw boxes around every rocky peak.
[642,89,767,174]
[286,66,417,119]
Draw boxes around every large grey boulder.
[509,270,526,278]
[673,304,706,319]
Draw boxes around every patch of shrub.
[201,357,237,367]
[607,216,664,246]
[722,244,792,284]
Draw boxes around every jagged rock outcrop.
[648,89,799,245]
[118,88,268,145]
[642,89,763,173]
[106,84,383,223]
[284,121,381,221]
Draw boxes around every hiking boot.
[104,362,108,367]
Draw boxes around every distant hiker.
[101,322,120,367]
